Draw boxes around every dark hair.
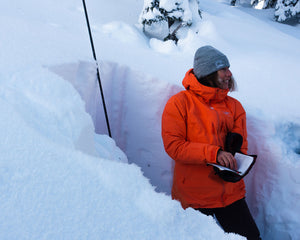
[196,71,236,91]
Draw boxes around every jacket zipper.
[210,102,226,206]
[209,102,223,147]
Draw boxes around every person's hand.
[217,150,237,170]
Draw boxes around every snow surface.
[1,0,300,239]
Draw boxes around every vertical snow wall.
[50,61,182,194]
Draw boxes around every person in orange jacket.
[162,45,261,240]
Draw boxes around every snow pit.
[50,60,300,240]
[50,61,182,194]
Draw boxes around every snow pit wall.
[50,61,300,240]
[50,61,182,195]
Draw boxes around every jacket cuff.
[208,146,221,164]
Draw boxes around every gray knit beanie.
[193,45,230,79]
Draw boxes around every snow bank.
[245,113,300,239]
[0,67,243,240]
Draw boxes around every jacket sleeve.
[161,94,220,165]
[230,100,248,154]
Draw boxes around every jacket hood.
[182,69,229,103]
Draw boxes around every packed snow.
[0,0,300,239]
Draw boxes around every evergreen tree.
[251,0,277,9]
[231,0,299,24]
[139,0,201,43]
[230,0,237,6]
[274,0,300,22]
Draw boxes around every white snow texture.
[0,0,300,239]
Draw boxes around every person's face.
[217,67,232,89]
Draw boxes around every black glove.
[213,132,243,183]
[225,132,243,155]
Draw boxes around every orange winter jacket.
[162,69,248,209]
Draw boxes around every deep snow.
[0,0,300,239]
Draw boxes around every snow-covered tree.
[251,0,277,9]
[139,0,201,42]
[231,0,276,8]
[231,0,299,23]
[230,0,237,6]
[274,0,300,22]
